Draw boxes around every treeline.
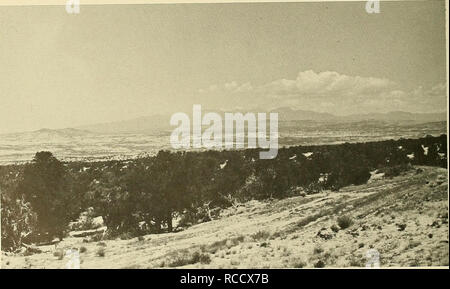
[1,135,447,251]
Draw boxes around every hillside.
[2,166,448,269]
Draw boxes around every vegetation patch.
[337,215,354,229]
[1,135,447,252]
[168,251,212,267]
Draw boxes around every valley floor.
[1,166,448,269]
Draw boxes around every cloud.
[261,70,394,98]
[197,70,447,114]
[406,83,447,112]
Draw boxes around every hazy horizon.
[0,1,447,134]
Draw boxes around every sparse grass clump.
[297,215,319,228]
[192,251,212,264]
[272,231,282,239]
[313,245,324,255]
[330,224,340,233]
[79,246,87,253]
[337,215,353,229]
[235,235,245,243]
[168,251,211,267]
[295,208,335,229]
[53,249,64,260]
[96,247,105,257]
[348,256,364,267]
[208,235,245,253]
[314,260,325,268]
[290,258,307,268]
[251,230,271,241]
[209,239,227,252]
[259,242,269,248]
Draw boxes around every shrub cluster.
[1,135,446,251]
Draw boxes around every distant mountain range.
[2,128,94,138]
[74,108,445,134]
[1,109,446,136]
[270,107,337,121]
[270,107,446,123]
[337,111,447,123]
[76,115,170,134]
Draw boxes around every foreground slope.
[2,166,448,268]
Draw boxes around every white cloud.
[197,70,447,114]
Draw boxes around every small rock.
[330,224,340,233]
[430,221,441,228]
[317,228,334,240]
[396,223,407,231]
[348,229,359,237]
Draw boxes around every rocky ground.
[1,166,448,269]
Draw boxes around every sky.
[0,1,447,134]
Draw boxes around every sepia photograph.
[0,0,448,273]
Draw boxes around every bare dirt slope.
[2,166,448,269]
